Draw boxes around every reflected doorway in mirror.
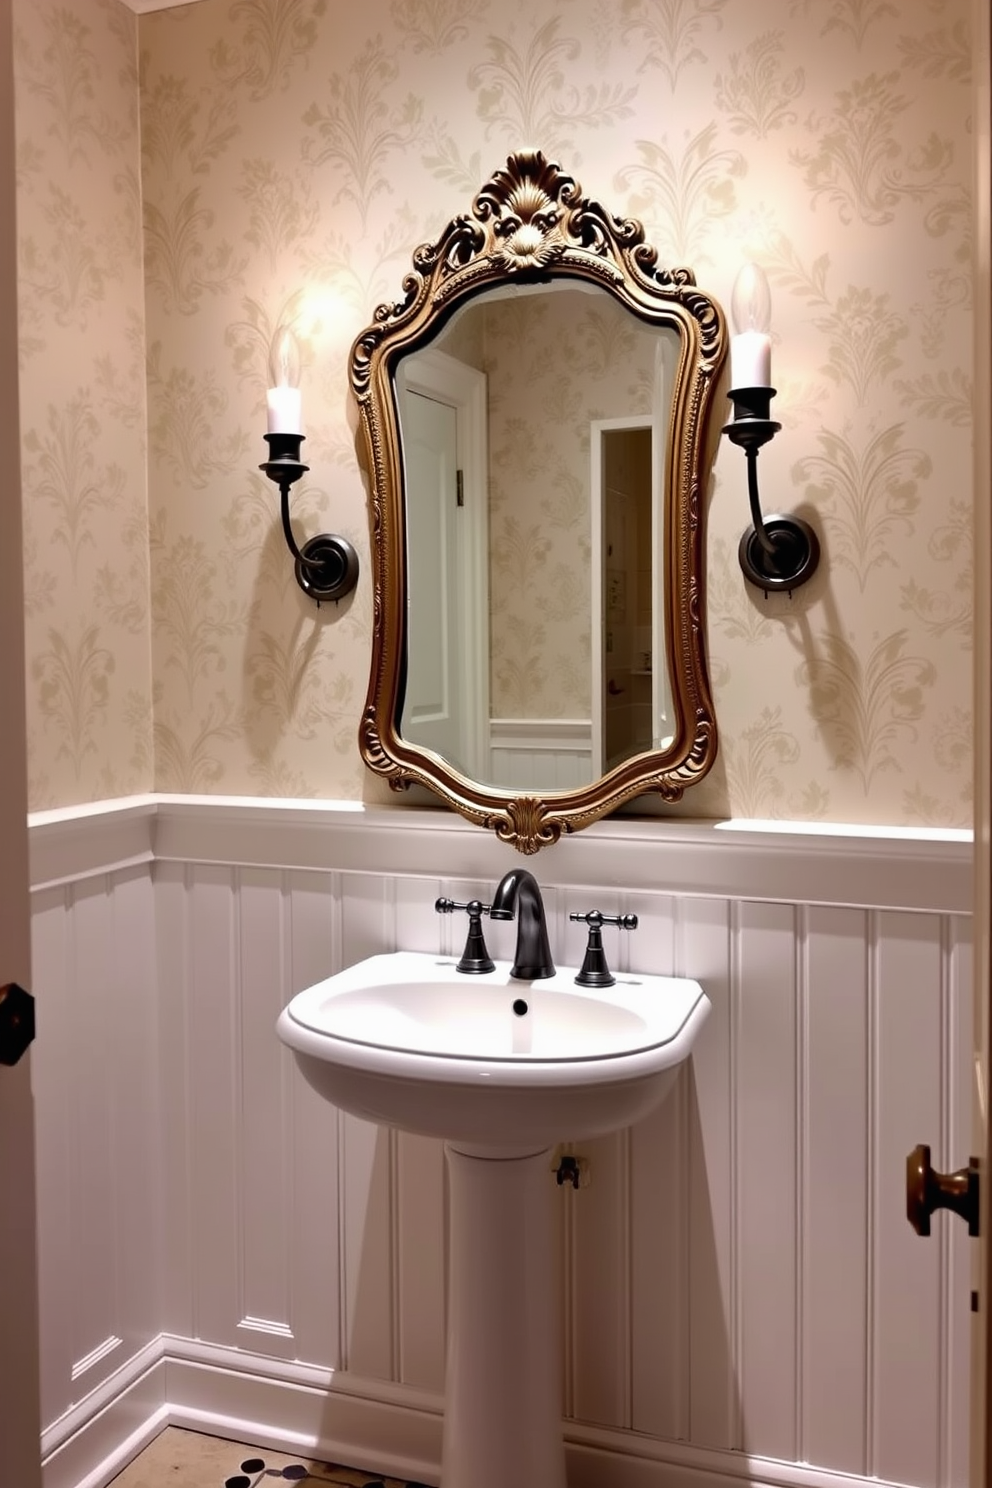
[592,402,676,777]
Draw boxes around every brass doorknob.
[906,1143,979,1237]
[0,982,35,1066]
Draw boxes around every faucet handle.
[435,897,495,974]
[569,909,638,988]
[569,910,639,932]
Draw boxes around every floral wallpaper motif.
[14,0,151,808]
[13,0,975,826]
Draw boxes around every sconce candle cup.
[259,325,359,606]
[722,264,819,597]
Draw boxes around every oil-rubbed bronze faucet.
[490,869,555,980]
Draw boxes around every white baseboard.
[566,1424,901,1488]
[41,1335,916,1488]
[161,1337,442,1484]
[41,1337,166,1488]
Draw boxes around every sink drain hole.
[512,998,529,1016]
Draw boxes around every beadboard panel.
[27,802,974,1488]
[30,867,162,1433]
[683,896,737,1450]
[155,863,345,1368]
[737,900,799,1464]
[874,914,944,1486]
[802,906,871,1477]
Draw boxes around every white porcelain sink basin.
[277,950,710,1146]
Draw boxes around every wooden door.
[397,388,467,762]
[0,0,42,1478]
[971,3,989,1481]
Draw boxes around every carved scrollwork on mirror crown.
[350,150,727,855]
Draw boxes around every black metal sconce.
[260,326,359,606]
[722,264,819,596]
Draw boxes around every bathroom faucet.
[490,869,555,980]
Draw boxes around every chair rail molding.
[28,794,973,911]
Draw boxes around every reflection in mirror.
[351,150,725,853]
[395,282,679,792]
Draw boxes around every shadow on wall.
[315,1056,739,1472]
[684,1061,740,1450]
[317,1117,445,1474]
[240,488,361,790]
[642,494,831,823]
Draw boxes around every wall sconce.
[722,263,819,595]
[259,326,359,605]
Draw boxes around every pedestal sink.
[277,951,709,1488]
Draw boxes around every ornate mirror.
[351,151,726,854]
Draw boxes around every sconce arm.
[744,445,778,562]
[259,433,360,606]
[276,479,312,569]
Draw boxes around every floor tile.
[108,1426,427,1488]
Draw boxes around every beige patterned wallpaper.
[13,0,975,826]
[14,0,152,809]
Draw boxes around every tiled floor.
[108,1427,429,1488]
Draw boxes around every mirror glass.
[351,150,724,854]
[394,280,681,793]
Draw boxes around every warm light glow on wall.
[295,287,355,353]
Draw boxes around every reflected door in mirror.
[402,392,465,763]
[396,353,490,782]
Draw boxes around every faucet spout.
[490,869,555,980]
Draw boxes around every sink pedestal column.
[442,1143,566,1488]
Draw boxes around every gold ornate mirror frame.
[351,151,726,854]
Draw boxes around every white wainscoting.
[31,861,162,1453]
[28,798,974,1488]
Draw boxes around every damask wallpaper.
[14,0,152,809]
[12,0,975,826]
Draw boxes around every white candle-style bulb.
[730,262,772,390]
[266,325,303,434]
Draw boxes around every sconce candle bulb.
[259,323,359,606]
[266,326,303,434]
[723,262,819,596]
[730,262,772,390]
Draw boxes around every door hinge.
[456,469,464,507]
